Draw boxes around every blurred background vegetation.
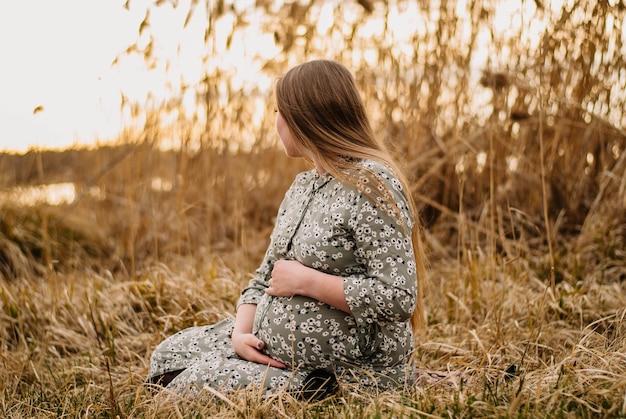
[2,0,624,282]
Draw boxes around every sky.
[4,0,619,154]
[0,0,172,153]
[0,0,281,153]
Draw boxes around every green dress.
[148,159,418,397]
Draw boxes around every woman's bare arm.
[266,260,351,313]
[231,303,287,369]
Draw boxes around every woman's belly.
[253,294,366,369]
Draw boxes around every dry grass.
[1,187,625,417]
[2,0,626,417]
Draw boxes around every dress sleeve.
[236,242,276,307]
[343,174,418,325]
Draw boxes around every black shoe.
[297,369,339,402]
[147,368,185,388]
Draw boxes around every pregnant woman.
[147,59,428,400]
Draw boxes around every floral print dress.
[148,159,418,396]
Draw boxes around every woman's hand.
[232,303,287,369]
[266,259,311,297]
[267,260,352,313]
[231,331,287,369]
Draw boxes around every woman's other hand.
[232,303,287,369]
[231,331,287,369]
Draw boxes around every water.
[0,182,77,206]
[0,176,174,207]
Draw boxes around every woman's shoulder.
[293,168,320,185]
[357,159,394,175]
[352,159,403,189]
[285,169,324,194]
[280,169,319,206]
[354,159,411,207]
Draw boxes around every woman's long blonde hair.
[276,59,427,334]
